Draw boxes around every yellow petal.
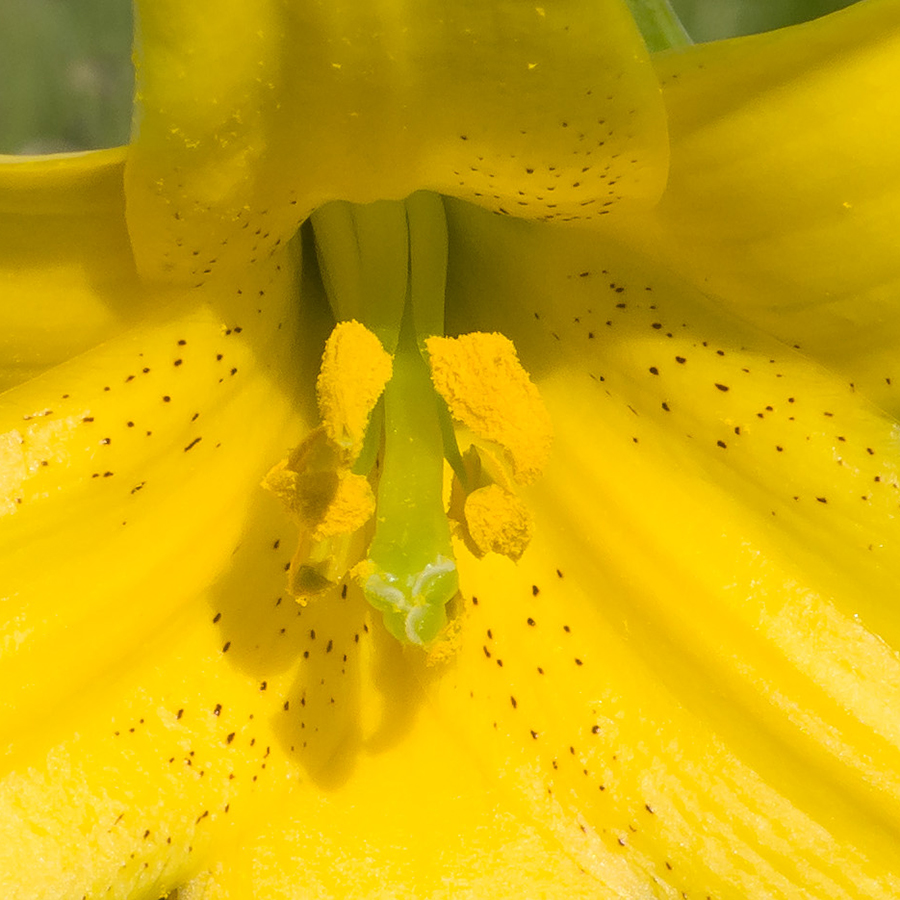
[0,150,321,770]
[0,151,606,898]
[441,201,900,893]
[125,0,667,283]
[0,527,611,898]
[8,192,900,898]
[0,149,149,392]
[638,0,900,412]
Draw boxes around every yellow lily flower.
[2,1,900,897]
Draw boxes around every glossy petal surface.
[125,0,668,283]
[640,0,900,411]
[0,149,144,391]
[443,199,900,896]
[0,150,317,897]
[4,0,900,898]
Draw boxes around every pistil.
[358,304,459,645]
[267,191,551,646]
[313,192,460,645]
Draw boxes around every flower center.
[264,192,551,645]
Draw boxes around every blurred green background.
[673,0,854,40]
[0,0,132,154]
[0,0,858,155]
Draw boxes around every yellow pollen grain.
[426,332,551,483]
[317,320,392,462]
[464,484,533,561]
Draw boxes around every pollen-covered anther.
[317,320,392,462]
[425,332,551,483]
[262,433,374,537]
[464,484,533,562]
[296,468,375,541]
[262,428,374,600]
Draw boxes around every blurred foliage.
[0,0,132,154]
[671,0,857,42]
[0,0,861,155]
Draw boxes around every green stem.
[406,191,449,340]
[624,0,693,51]
[310,199,409,352]
[406,192,467,485]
